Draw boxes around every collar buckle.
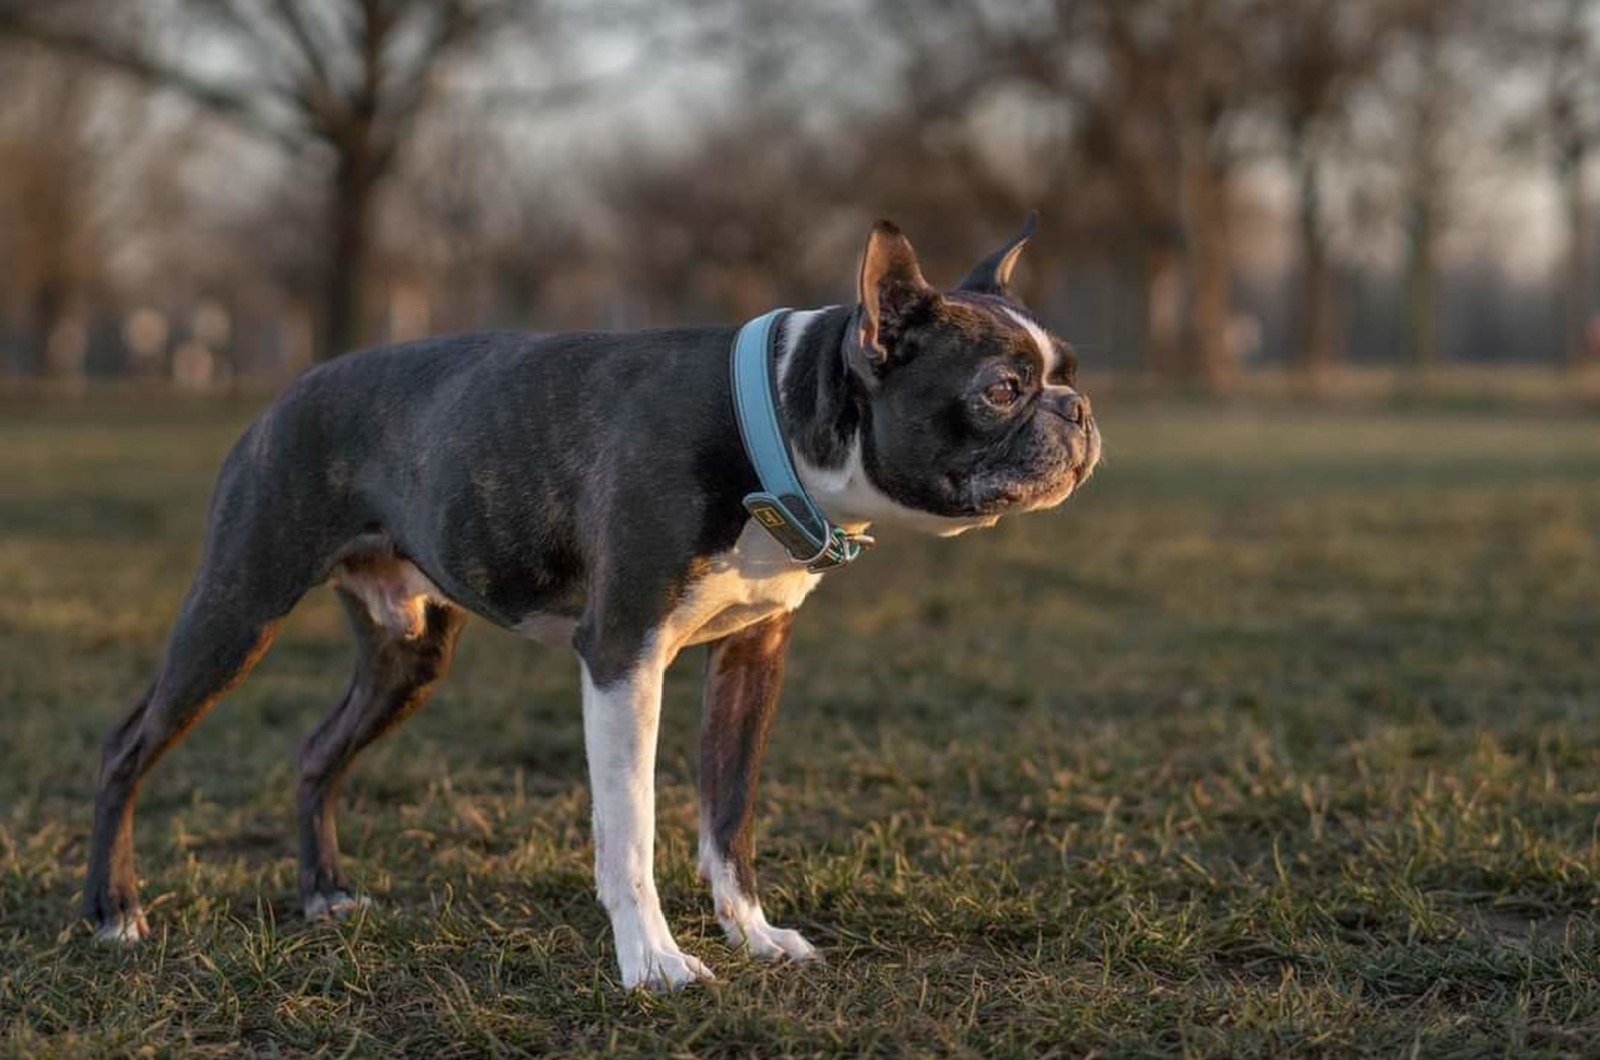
[804,526,876,573]
[741,493,874,572]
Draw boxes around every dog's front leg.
[698,613,818,962]
[581,652,714,991]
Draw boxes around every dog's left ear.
[853,220,939,380]
[955,211,1039,297]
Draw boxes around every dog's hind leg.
[298,572,466,920]
[83,414,345,942]
[697,612,817,962]
[84,582,283,942]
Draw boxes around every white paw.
[304,891,372,921]
[619,944,717,992]
[700,852,821,964]
[724,913,820,962]
[94,911,149,944]
[736,920,819,962]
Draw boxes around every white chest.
[512,521,821,657]
[657,521,822,655]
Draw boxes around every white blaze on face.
[1002,303,1093,474]
[1001,306,1059,380]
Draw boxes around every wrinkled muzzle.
[956,398,1101,518]
[1026,405,1100,511]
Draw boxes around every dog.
[83,215,1101,990]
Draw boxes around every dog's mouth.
[958,416,1101,516]
[1049,419,1102,504]
[1000,465,1086,513]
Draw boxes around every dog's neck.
[771,305,999,538]
[774,307,860,470]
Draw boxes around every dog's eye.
[984,378,1020,407]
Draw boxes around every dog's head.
[836,215,1101,534]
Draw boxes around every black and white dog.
[84,216,1101,990]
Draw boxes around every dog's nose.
[1067,393,1091,426]
[1047,390,1091,427]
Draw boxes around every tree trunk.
[1293,129,1337,385]
[1180,150,1234,392]
[1165,0,1236,393]
[26,280,66,378]
[1561,148,1592,371]
[1403,195,1437,373]
[1139,240,1186,380]
[321,148,378,361]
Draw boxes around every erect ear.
[854,220,937,373]
[954,211,1039,296]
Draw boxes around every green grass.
[3,395,1600,1057]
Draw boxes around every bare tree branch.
[0,10,306,148]
[270,0,338,92]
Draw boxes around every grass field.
[3,394,1600,1058]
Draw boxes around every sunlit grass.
[3,396,1599,1057]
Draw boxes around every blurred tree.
[0,9,170,379]
[0,50,103,377]
[1521,0,1600,370]
[1085,1,1191,382]
[605,114,855,323]
[841,0,1260,391]
[384,112,594,334]
[1373,4,1478,372]
[0,0,1585,383]
[1399,28,1447,372]
[1257,0,1433,382]
[1462,0,1600,370]
[1168,0,1263,392]
[0,0,532,360]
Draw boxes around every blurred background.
[2,0,1599,399]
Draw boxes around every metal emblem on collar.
[741,494,874,572]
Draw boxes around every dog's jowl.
[83,216,1102,990]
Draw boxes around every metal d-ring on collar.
[730,308,874,572]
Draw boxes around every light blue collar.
[730,308,873,572]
